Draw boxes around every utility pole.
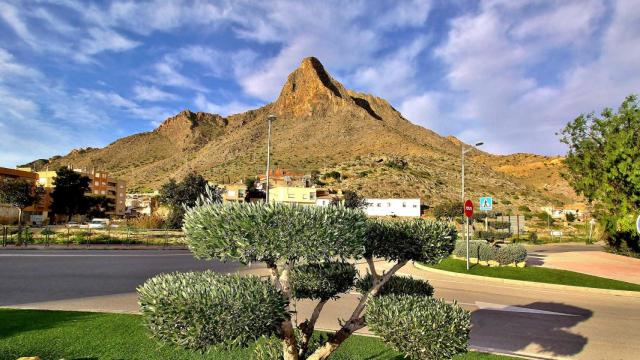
[462,141,483,270]
[265,115,276,203]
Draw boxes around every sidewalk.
[527,243,640,285]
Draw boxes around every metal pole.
[265,116,274,203]
[466,216,470,270]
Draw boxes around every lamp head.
[267,114,277,122]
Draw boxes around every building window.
[387,202,391,207]
[288,194,295,199]
[377,203,381,207]
[413,204,417,208]
[310,192,316,199]
[402,202,406,207]
[303,194,308,199]
[94,181,99,186]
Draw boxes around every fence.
[1,225,185,247]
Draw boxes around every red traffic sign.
[464,200,474,218]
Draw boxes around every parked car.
[66,221,81,228]
[87,219,108,229]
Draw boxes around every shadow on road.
[526,253,546,266]
[471,302,592,357]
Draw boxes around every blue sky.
[1,0,639,167]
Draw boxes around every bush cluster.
[289,262,356,301]
[495,244,528,265]
[453,241,527,265]
[452,240,485,258]
[367,295,470,360]
[355,273,434,297]
[137,271,288,351]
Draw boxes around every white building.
[365,198,421,217]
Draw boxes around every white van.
[88,218,109,229]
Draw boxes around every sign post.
[464,200,474,270]
[479,197,493,231]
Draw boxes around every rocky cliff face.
[31,57,581,207]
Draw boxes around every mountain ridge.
[22,57,581,210]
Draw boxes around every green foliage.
[477,231,511,241]
[367,295,470,360]
[289,262,356,301]
[322,171,341,181]
[491,221,511,230]
[159,172,220,229]
[452,240,485,258]
[184,202,368,265]
[478,243,497,261]
[565,212,576,222]
[433,201,463,220]
[517,205,531,212]
[385,157,408,170]
[0,178,40,225]
[331,190,368,209]
[86,195,115,218]
[560,95,640,253]
[365,219,457,264]
[495,244,528,265]
[137,271,288,351]
[501,199,512,205]
[355,274,434,297]
[130,214,166,229]
[50,167,91,221]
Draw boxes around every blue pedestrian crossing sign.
[479,197,493,211]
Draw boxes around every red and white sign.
[464,200,474,218]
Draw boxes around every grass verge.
[426,258,640,292]
[0,308,512,360]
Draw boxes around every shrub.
[478,243,497,261]
[495,244,528,265]
[355,273,434,297]
[290,262,357,301]
[491,221,511,230]
[565,212,576,222]
[137,271,288,351]
[367,295,470,360]
[452,240,484,258]
[477,231,511,241]
[130,214,165,229]
[322,171,341,181]
[518,205,531,212]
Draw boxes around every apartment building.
[220,183,248,203]
[268,186,318,205]
[0,167,44,224]
[37,168,127,217]
[364,198,421,217]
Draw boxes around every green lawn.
[0,308,511,360]
[427,258,640,292]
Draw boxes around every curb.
[413,262,640,298]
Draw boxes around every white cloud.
[194,93,255,116]
[399,92,443,130]
[430,0,636,155]
[0,1,38,47]
[80,27,140,56]
[0,48,41,78]
[133,84,179,102]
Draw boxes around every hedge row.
[453,240,527,265]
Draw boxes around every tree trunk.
[306,260,408,360]
[278,264,300,360]
[17,208,23,227]
[299,299,327,357]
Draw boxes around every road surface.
[1,249,638,360]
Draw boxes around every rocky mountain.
[25,57,581,211]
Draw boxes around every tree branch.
[365,257,380,284]
[306,260,408,360]
[298,299,328,357]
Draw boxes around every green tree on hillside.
[331,190,369,209]
[560,94,640,254]
[0,178,41,226]
[50,168,91,222]
[159,172,221,228]
[433,200,463,221]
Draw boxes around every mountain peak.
[273,57,352,116]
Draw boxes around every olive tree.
[174,200,462,360]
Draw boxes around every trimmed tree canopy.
[183,202,369,264]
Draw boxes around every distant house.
[540,204,586,220]
[125,192,159,216]
[364,198,421,217]
[220,184,247,203]
[269,186,317,205]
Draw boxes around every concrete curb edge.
[413,262,640,298]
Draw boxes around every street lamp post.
[265,115,276,203]
[462,141,484,270]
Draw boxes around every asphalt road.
[0,249,258,306]
[1,249,638,360]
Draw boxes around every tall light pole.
[265,115,276,203]
[462,141,484,270]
